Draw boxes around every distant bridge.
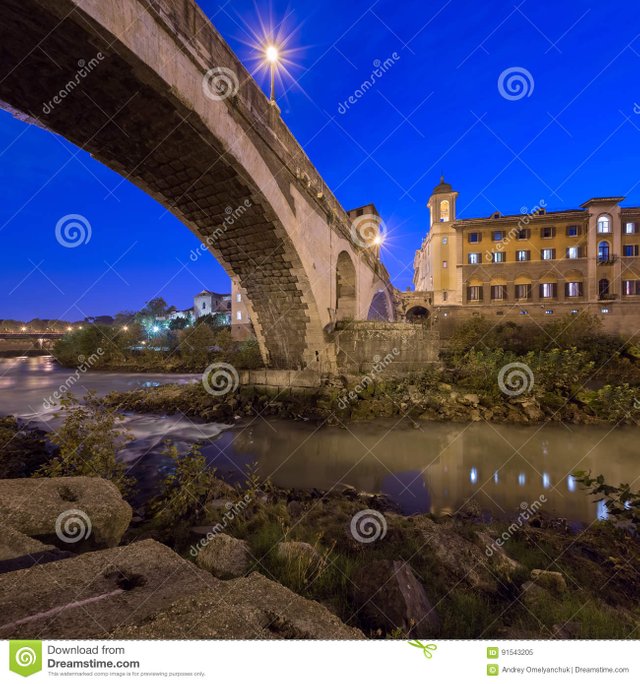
[0,332,65,340]
[0,0,395,371]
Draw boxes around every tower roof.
[432,175,453,195]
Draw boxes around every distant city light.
[152,326,160,333]
[122,326,129,331]
[518,472,526,486]
[21,326,26,331]
[469,467,478,484]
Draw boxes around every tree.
[140,297,169,318]
[178,324,217,368]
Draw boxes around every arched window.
[440,200,450,222]
[597,215,611,234]
[599,279,610,298]
[598,241,610,262]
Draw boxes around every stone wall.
[333,322,440,374]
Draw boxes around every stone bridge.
[0,0,394,371]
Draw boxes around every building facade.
[231,277,253,340]
[193,290,231,324]
[413,178,640,334]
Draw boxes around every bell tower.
[428,175,458,226]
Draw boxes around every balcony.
[597,255,617,265]
[599,293,618,301]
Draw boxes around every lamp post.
[265,44,279,102]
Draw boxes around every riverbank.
[103,372,640,426]
[167,476,640,638]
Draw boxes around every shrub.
[150,442,223,526]
[35,392,134,496]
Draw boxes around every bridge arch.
[0,0,391,371]
[367,289,394,321]
[335,251,357,321]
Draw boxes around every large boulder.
[530,569,567,594]
[111,572,364,640]
[195,533,251,579]
[0,539,362,640]
[351,560,440,637]
[0,477,132,549]
[0,525,70,573]
[0,540,217,639]
[413,517,520,592]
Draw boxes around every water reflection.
[206,419,640,524]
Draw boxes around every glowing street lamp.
[265,44,279,102]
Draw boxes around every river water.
[1,356,637,523]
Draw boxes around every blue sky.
[1,0,640,320]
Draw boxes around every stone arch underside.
[0,0,329,369]
[335,251,357,321]
[367,290,393,321]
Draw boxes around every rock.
[475,530,523,581]
[286,500,306,519]
[552,621,581,639]
[0,540,217,639]
[531,569,567,594]
[0,525,71,574]
[519,399,544,422]
[0,477,132,549]
[195,533,251,579]
[438,383,452,391]
[111,572,364,640]
[462,394,480,405]
[351,560,439,637]
[521,580,552,609]
[339,484,359,500]
[470,409,482,421]
[413,518,519,592]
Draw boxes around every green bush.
[35,392,134,496]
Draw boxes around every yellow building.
[413,178,640,334]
